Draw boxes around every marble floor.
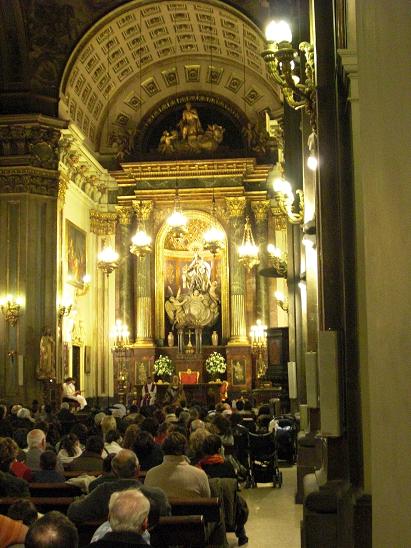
[227,466,302,548]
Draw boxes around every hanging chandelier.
[167,184,187,242]
[203,190,225,256]
[238,215,259,270]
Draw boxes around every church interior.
[0,1,409,547]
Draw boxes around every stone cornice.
[0,166,59,197]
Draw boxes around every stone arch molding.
[59,0,281,153]
[154,209,229,344]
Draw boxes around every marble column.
[225,197,248,345]
[251,200,270,325]
[132,200,154,346]
[115,206,134,337]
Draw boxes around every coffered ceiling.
[59,0,282,153]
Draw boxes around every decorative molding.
[225,196,246,218]
[132,200,153,221]
[89,210,117,235]
[251,200,270,223]
[58,172,70,203]
[271,205,287,231]
[115,205,134,225]
[0,166,59,196]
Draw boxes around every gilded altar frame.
[155,210,229,343]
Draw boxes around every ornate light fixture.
[167,183,187,242]
[262,20,317,134]
[111,319,130,350]
[273,177,304,225]
[75,274,91,297]
[238,215,259,270]
[250,319,268,378]
[266,244,288,277]
[274,290,289,312]
[203,190,225,256]
[130,200,152,259]
[58,297,72,321]
[97,239,119,276]
[0,295,23,326]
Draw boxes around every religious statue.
[37,327,56,379]
[165,251,220,331]
[178,102,203,141]
[158,103,225,154]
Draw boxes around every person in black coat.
[132,431,163,471]
[196,434,237,479]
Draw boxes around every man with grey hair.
[26,429,64,473]
[67,449,170,523]
[86,489,150,547]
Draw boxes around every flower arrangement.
[153,354,174,378]
[205,351,227,377]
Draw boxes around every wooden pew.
[168,497,221,523]
[0,497,74,515]
[29,482,82,497]
[76,516,206,548]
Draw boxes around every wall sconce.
[75,274,91,297]
[273,177,304,225]
[267,244,288,277]
[274,290,289,312]
[58,298,72,320]
[250,319,268,378]
[0,295,23,326]
[97,239,119,276]
[262,20,317,135]
[302,233,316,249]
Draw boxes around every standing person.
[164,376,185,406]
[62,377,87,410]
[38,327,56,379]
[219,380,229,402]
[140,376,157,407]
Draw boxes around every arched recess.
[58,0,282,154]
[155,210,229,344]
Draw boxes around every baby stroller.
[248,431,283,488]
[275,414,298,464]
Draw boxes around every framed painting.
[135,359,151,385]
[231,358,246,386]
[66,220,87,287]
[84,346,91,375]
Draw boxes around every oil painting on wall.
[67,221,86,286]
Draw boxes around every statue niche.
[158,102,225,155]
[165,251,220,333]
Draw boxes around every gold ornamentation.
[164,218,209,251]
[0,167,59,196]
[132,200,153,221]
[116,206,133,225]
[251,200,270,223]
[90,210,117,235]
[58,173,69,203]
[225,197,246,219]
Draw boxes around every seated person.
[86,488,150,547]
[163,376,186,406]
[104,430,123,456]
[0,514,28,547]
[32,450,66,483]
[68,435,104,472]
[62,377,87,410]
[188,428,212,465]
[26,429,64,473]
[0,437,30,496]
[144,432,210,498]
[67,449,170,523]
[25,511,78,548]
[8,499,39,526]
[57,433,83,466]
[88,453,116,492]
[196,434,237,479]
[132,431,164,471]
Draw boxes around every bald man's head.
[111,449,140,479]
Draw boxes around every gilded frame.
[66,220,87,287]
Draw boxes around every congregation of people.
[0,392,282,547]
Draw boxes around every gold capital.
[58,173,69,204]
[116,206,134,225]
[132,200,153,221]
[251,200,270,223]
[90,210,117,235]
[225,197,246,219]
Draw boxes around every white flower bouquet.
[153,354,174,377]
[205,351,226,376]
